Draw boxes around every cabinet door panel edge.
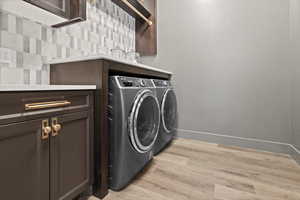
[50,111,91,200]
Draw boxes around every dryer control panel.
[153,79,171,87]
[117,76,154,88]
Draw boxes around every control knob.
[139,80,146,87]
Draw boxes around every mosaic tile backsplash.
[0,0,135,85]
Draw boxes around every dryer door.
[161,89,178,133]
[129,89,160,153]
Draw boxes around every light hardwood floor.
[90,138,300,200]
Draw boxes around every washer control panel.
[153,79,171,87]
[118,76,154,87]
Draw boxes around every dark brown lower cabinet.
[0,119,50,200]
[0,91,94,200]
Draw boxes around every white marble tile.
[29,38,37,54]
[83,29,89,40]
[0,67,24,84]
[23,69,30,84]
[41,70,49,85]
[0,12,8,31]
[22,19,42,39]
[67,24,82,38]
[23,53,43,69]
[46,27,53,43]
[29,70,36,85]
[0,47,13,65]
[56,32,71,47]
[41,41,57,59]
[0,31,23,52]
[7,14,16,33]
[60,46,66,59]
[9,49,16,68]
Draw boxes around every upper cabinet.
[23,0,87,27]
[23,0,71,19]
[112,0,157,56]
[135,0,157,56]
[0,0,86,27]
[112,0,152,25]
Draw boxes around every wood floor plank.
[214,184,276,200]
[89,138,300,200]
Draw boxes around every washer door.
[161,89,178,133]
[129,89,160,153]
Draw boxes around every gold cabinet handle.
[52,124,62,137]
[51,117,62,137]
[42,120,51,140]
[25,100,71,111]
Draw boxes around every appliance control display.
[153,80,171,87]
[123,81,133,87]
[118,76,154,87]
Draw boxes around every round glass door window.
[129,90,160,153]
[162,89,178,133]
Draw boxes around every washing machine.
[152,79,178,155]
[108,76,160,191]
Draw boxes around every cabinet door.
[24,0,71,19]
[51,111,92,200]
[0,119,50,200]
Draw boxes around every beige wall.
[140,0,293,145]
[290,0,300,149]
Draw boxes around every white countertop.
[47,54,173,75]
[0,85,97,92]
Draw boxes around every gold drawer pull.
[25,101,71,111]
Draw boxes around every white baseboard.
[177,129,300,164]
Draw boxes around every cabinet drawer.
[0,91,93,124]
